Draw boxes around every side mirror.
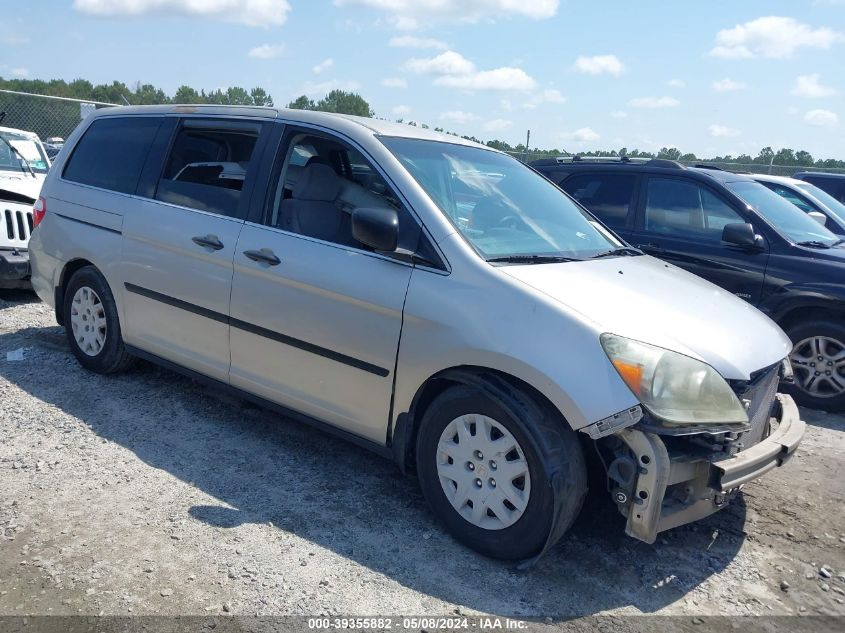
[808,211,828,227]
[722,222,759,248]
[352,207,398,252]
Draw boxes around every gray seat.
[279,163,350,243]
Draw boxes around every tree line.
[1,76,842,168]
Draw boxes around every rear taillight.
[33,197,46,227]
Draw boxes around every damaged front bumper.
[612,393,804,543]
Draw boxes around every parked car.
[29,106,803,559]
[751,174,845,236]
[43,137,65,160]
[0,125,50,289]
[532,157,845,411]
[794,171,845,205]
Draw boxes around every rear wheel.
[63,266,136,374]
[416,384,586,560]
[785,320,845,412]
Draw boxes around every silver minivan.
[29,106,804,560]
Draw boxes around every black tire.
[784,319,845,412]
[63,266,136,374]
[415,383,587,560]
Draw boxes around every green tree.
[755,147,774,164]
[772,148,796,165]
[288,95,316,110]
[174,85,202,103]
[658,147,682,160]
[314,90,373,117]
[250,87,273,107]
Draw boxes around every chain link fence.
[0,89,119,144]
[505,151,845,177]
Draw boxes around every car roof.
[531,157,756,184]
[89,104,491,150]
[751,174,804,186]
[794,171,845,180]
[0,125,40,140]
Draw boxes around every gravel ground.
[1,289,844,624]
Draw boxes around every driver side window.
[266,132,407,250]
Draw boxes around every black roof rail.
[552,155,652,165]
[693,163,724,171]
[643,159,684,169]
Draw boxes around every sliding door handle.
[192,234,224,250]
[243,248,281,266]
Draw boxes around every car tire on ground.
[785,319,845,412]
[63,266,136,374]
[415,383,586,560]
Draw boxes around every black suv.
[532,157,845,411]
[794,171,845,204]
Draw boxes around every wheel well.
[393,366,570,473]
[54,259,95,326]
[777,305,845,335]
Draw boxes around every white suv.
[0,125,50,289]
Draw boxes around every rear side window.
[155,119,261,217]
[63,117,162,194]
[561,174,636,228]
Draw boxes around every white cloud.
[439,110,477,124]
[392,105,411,116]
[73,0,291,27]
[11,68,29,77]
[248,44,285,59]
[666,79,686,88]
[610,110,628,119]
[572,54,624,76]
[405,51,475,75]
[564,127,600,142]
[708,124,741,138]
[389,35,447,50]
[313,58,334,74]
[709,16,844,59]
[381,77,407,88]
[522,88,567,109]
[435,67,536,91]
[407,50,536,91]
[484,118,512,132]
[712,78,747,92]
[804,109,839,126]
[500,99,513,111]
[628,96,680,109]
[791,73,836,98]
[299,79,361,97]
[334,0,558,29]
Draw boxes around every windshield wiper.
[0,135,36,178]
[796,240,833,249]
[590,247,643,259]
[486,254,581,264]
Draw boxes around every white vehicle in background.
[0,125,50,289]
[752,174,845,237]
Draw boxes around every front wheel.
[785,319,845,412]
[63,266,137,374]
[415,384,586,560]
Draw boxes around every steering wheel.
[495,215,525,230]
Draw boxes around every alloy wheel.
[790,336,845,398]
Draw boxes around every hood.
[0,173,43,202]
[501,255,791,380]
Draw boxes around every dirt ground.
[1,290,844,626]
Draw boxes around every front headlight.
[600,333,748,426]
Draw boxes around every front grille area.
[736,364,781,448]
[2,207,33,243]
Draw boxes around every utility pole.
[525,129,531,162]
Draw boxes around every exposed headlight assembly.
[600,333,749,427]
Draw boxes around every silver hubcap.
[790,336,845,398]
[70,286,107,357]
[436,414,531,530]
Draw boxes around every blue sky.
[1,1,844,158]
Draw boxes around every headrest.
[293,163,340,202]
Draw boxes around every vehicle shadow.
[0,322,751,618]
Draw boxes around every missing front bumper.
[614,394,804,543]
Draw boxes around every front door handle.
[243,248,281,266]
[192,234,224,250]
